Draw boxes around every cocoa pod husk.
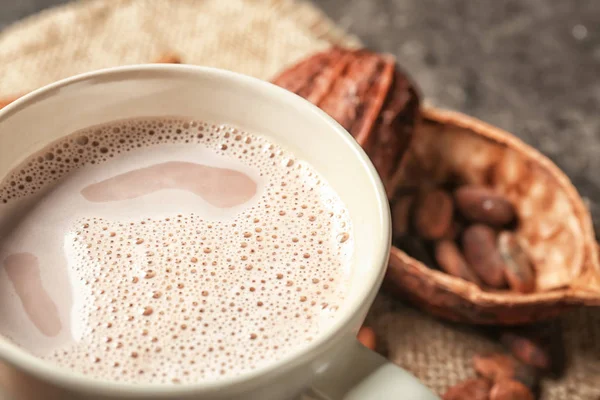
[489,379,535,400]
[368,68,420,195]
[386,108,600,324]
[273,49,600,324]
[473,352,539,390]
[271,47,349,103]
[442,378,491,400]
[395,236,435,269]
[272,47,420,196]
[414,189,454,240]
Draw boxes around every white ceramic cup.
[0,65,439,400]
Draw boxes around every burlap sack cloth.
[0,1,598,399]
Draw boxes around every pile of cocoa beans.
[443,321,565,400]
[393,184,535,293]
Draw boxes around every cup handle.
[308,339,440,400]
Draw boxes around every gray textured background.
[1,0,600,223]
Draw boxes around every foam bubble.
[0,117,354,384]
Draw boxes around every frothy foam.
[0,118,353,384]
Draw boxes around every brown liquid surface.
[0,118,353,384]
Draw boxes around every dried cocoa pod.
[498,232,535,293]
[500,332,551,371]
[272,47,420,196]
[462,224,507,288]
[434,240,482,285]
[391,194,415,238]
[271,47,349,103]
[277,51,600,323]
[455,185,516,226]
[386,108,600,325]
[414,189,454,240]
[442,378,491,400]
[489,380,535,400]
[368,69,420,195]
[473,353,539,389]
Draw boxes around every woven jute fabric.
[0,1,598,399]
[0,0,359,94]
[367,294,600,399]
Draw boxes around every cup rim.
[0,64,392,396]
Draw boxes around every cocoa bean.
[497,232,535,293]
[455,185,516,226]
[357,326,376,351]
[154,53,182,63]
[462,225,507,288]
[0,95,22,109]
[434,240,482,285]
[500,332,552,371]
[391,194,415,238]
[443,378,491,400]
[414,189,454,240]
[490,380,535,400]
[502,321,566,378]
[473,352,539,389]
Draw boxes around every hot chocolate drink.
[0,118,353,384]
